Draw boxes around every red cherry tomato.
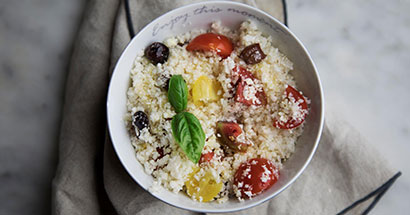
[235,80,267,106]
[233,158,279,198]
[231,66,254,83]
[273,85,308,129]
[219,121,242,137]
[232,66,267,106]
[199,151,214,164]
[186,33,233,58]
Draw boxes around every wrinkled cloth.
[52,0,396,214]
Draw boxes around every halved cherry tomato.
[232,66,267,106]
[216,121,248,152]
[233,158,279,198]
[199,151,214,164]
[273,85,308,129]
[186,33,233,58]
[217,121,242,137]
[231,66,254,83]
[185,168,223,202]
[235,80,267,106]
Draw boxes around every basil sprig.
[167,75,205,163]
[171,112,205,163]
[167,75,188,113]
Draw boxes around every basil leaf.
[171,112,205,163]
[167,75,188,113]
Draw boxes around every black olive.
[144,42,169,65]
[132,111,149,137]
[239,43,266,65]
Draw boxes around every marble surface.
[0,0,409,214]
[0,0,86,214]
[287,0,410,214]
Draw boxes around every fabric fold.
[52,0,120,214]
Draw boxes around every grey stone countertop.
[0,0,409,214]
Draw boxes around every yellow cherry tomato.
[192,76,222,106]
[185,168,223,202]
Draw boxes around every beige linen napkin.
[52,0,399,214]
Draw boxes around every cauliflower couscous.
[125,21,309,202]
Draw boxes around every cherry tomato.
[186,33,233,58]
[233,158,279,198]
[273,85,308,129]
[218,121,242,137]
[199,151,214,164]
[235,80,267,106]
[185,168,223,202]
[231,66,254,83]
[232,66,267,106]
[239,43,266,65]
[216,121,248,152]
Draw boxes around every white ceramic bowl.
[107,1,324,213]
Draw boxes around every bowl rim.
[107,1,325,213]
